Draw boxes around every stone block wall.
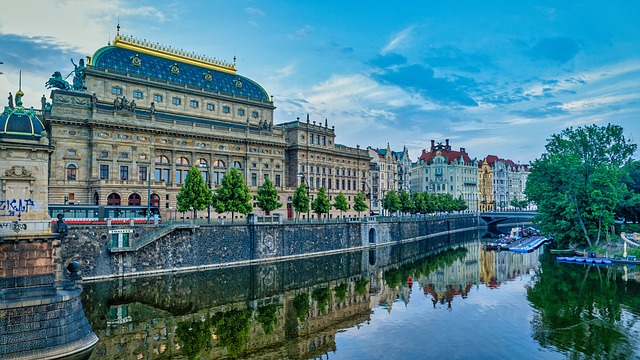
[0,240,53,279]
[64,215,480,280]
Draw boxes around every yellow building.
[478,158,494,212]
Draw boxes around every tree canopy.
[292,182,310,219]
[211,168,253,222]
[332,191,349,217]
[383,190,401,215]
[255,176,282,214]
[176,166,212,219]
[526,124,636,249]
[312,187,331,219]
[353,193,368,216]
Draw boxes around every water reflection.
[527,251,640,359]
[81,231,640,359]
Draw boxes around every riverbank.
[63,215,490,280]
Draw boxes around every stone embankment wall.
[63,215,480,280]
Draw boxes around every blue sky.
[1,1,639,163]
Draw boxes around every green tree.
[412,192,426,214]
[332,191,349,218]
[353,193,368,216]
[312,187,331,219]
[254,176,282,215]
[399,190,414,215]
[211,168,252,222]
[292,182,310,219]
[510,198,528,210]
[383,190,400,216]
[176,166,212,219]
[526,124,636,249]
[616,160,640,223]
[454,196,467,212]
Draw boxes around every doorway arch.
[107,193,121,206]
[128,193,141,206]
[368,228,376,244]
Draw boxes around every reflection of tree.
[333,283,348,301]
[292,293,310,322]
[382,247,468,288]
[527,252,637,358]
[256,304,280,335]
[312,287,332,314]
[211,308,252,358]
[354,279,369,296]
[176,318,212,359]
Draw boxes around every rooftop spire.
[15,70,24,107]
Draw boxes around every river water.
[81,231,640,359]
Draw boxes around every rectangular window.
[310,135,314,144]
[237,108,245,116]
[100,165,109,180]
[252,111,259,118]
[310,177,314,189]
[120,166,129,180]
[213,172,219,185]
[207,103,215,111]
[275,174,281,187]
[119,152,129,159]
[322,136,326,146]
[112,87,122,95]
[223,106,230,114]
[190,100,199,108]
[251,173,257,186]
[139,166,147,181]
[153,94,163,102]
[175,170,183,184]
[133,90,143,99]
[163,169,170,182]
[172,97,181,105]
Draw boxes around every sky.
[1,1,639,164]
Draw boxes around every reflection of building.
[46,30,287,221]
[479,244,542,287]
[411,139,479,211]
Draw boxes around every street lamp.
[146,172,151,224]
[360,180,372,216]
[199,163,211,223]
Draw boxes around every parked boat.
[556,256,612,265]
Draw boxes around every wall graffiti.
[0,198,35,220]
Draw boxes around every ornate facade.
[483,155,529,211]
[278,115,371,219]
[46,32,288,221]
[478,159,495,212]
[367,144,400,215]
[410,139,478,211]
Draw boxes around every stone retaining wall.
[63,215,480,280]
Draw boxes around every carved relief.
[4,166,34,178]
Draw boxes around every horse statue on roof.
[45,71,71,90]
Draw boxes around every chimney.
[430,140,435,150]
[460,147,465,153]
[422,149,426,155]
[445,139,450,150]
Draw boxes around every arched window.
[155,155,170,182]
[155,155,170,164]
[107,193,121,206]
[175,157,190,184]
[176,157,189,165]
[128,193,141,206]
[150,194,160,207]
[66,164,77,181]
[94,192,99,206]
[212,160,226,185]
[232,161,242,169]
[195,158,208,167]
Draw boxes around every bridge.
[479,211,537,230]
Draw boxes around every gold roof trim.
[113,34,237,74]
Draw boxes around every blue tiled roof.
[91,46,270,102]
[0,106,44,139]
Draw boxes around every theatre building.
[45,31,287,221]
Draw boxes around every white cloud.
[382,25,415,54]
[245,7,265,16]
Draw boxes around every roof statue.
[44,58,86,91]
[69,58,86,91]
[45,71,71,90]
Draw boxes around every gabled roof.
[419,148,472,165]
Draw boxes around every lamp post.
[146,172,151,224]
[361,180,372,216]
[199,163,211,223]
